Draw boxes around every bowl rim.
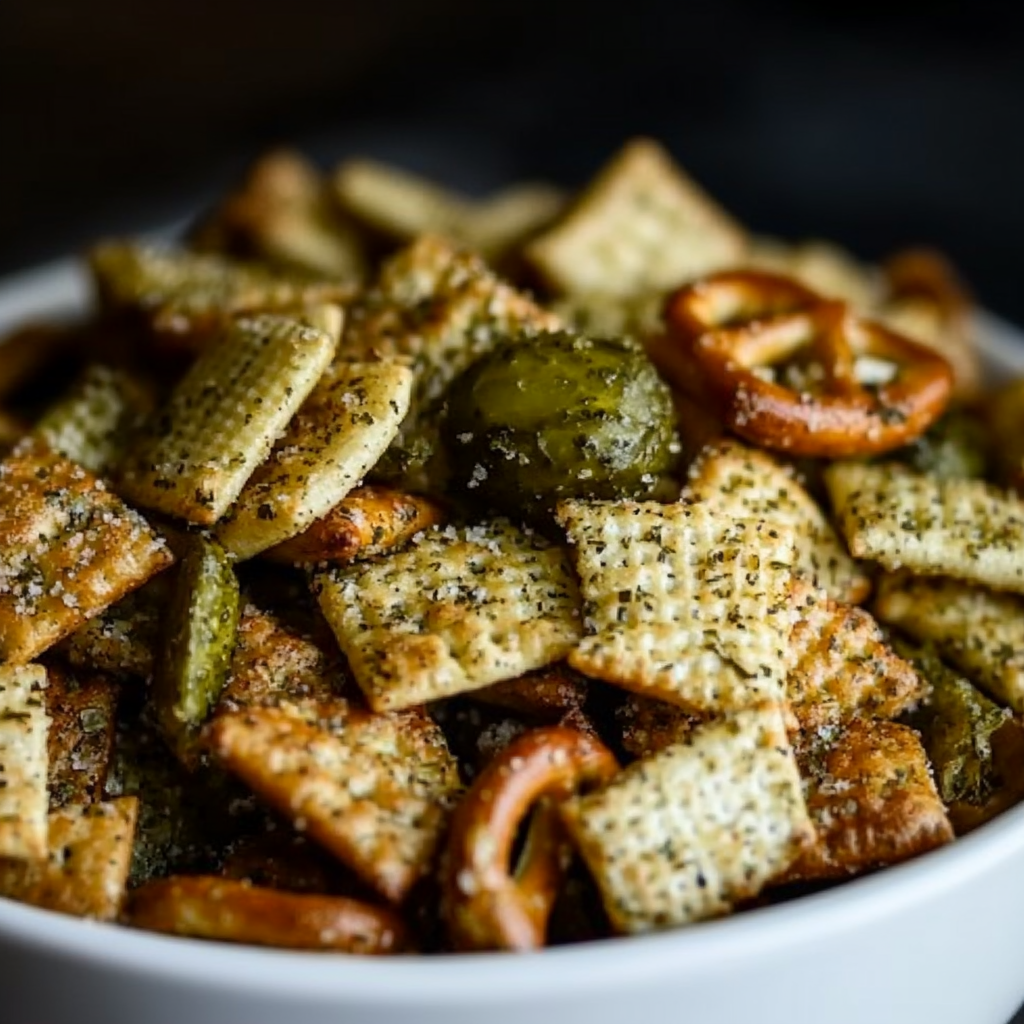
[2,257,1024,1005]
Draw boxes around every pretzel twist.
[442,726,619,951]
[656,270,953,457]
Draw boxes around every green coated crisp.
[152,535,241,765]
[443,332,680,522]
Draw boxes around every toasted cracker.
[89,242,355,352]
[216,604,349,714]
[561,704,812,933]
[208,700,461,903]
[0,664,49,859]
[786,580,926,740]
[684,441,869,603]
[45,666,117,809]
[0,440,173,664]
[217,360,412,560]
[127,875,407,953]
[557,500,795,714]
[615,694,700,759]
[263,486,445,565]
[334,160,562,259]
[782,720,952,882]
[746,237,881,309]
[119,308,340,525]
[62,574,169,679]
[874,573,1024,713]
[825,461,1024,593]
[190,149,366,280]
[0,798,137,920]
[315,521,582,713]
[525,138,747,297]
[34,364,154,475]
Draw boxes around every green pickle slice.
[153,534,241,766]
[443,331,680,523]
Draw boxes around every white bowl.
[2,259,1024,1024]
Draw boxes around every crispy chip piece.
[263,485,445,565]
[315,521,582,713]
[826,461,1024,593]
[557,500,795,714]
[786,581,926,740]
[334,159,563,258]
[216,604,349,714]
[127,875,407,953]
[45,666,117,809]
[62,574,169,679]
[683,441,870,603]
[0,664,48,859]
[217,360,413,560]
[34,364,154,474]
[208,701,461,903]
[119,308,340,525]
[190,149,366,280]
[874,573,1024,713]
[90,242,355,352]
[615,694,700,759]
[783,720,952,882]
[0,440,173,663]
[0,798,137,920]
[525,138,747,297]
[561,704,812,933]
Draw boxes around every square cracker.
[781,720,952,883]
[0,797,138,920]
[873,573,1024,713]
[786,580,926,741]
[119,307,340,525]
[217,360,413,560]
[557,500,795,714]
[525,138,747,297]
[0,664,49,860]
[825,461,1024,594]
[683,440,869,603]
[0,440,173,664]
[561,703,812,933]
[314,521,582,713]
[89,241,355,352]
[208,700,461,903]
[45,666,118,809]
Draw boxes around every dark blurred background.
[2,1,1024,319]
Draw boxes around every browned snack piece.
[786,583,927,743]
[614,693,700,760]
[262,486,445,565]
[208,700,461,904]
[987,378,1024,494]
[0,439,173,664]
[472,663,593,732]
[0,409,26,453]
[783,720,953,883]
[216,604,351,714]
[189,149,367,280]
[661,270,954,458]
[441,726,619,951]
[127,875,409,954]
[881,248,981,401]
[44,665,118,809]
[0,797,138,921]
[62,574,170,680]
